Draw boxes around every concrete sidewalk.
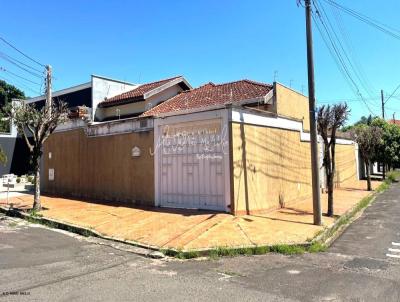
[0,181,379,251]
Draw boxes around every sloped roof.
[98,76,184,107]
[142,79,272,117]
[388,119,400,126]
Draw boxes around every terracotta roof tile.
[142,79,272,117]
[99,76,182,107]
[388,119,400,126]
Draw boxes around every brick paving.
[0,180,380,251]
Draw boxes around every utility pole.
[45,65,52,116]
[381,89,386,179]
[304,0,322,226]
[381,89,385,120]
[274,70,278,82]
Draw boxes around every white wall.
[87,118,154,137]
[91,76,138,121]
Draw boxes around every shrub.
[28,176,34,183]
[387,172,397,183]
[253,246,270,255]
[308,242,327,253]
[173,249,201,259]
[16,177,21,184]
[269,244,305,255]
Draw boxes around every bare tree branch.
[10,99,69,210]
[317,103,350,216]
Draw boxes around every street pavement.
[1,182,400,302]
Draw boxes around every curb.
[312,192,377,247]
[0,206,164,259]
[0,204,314,258]
[0,184,387,259]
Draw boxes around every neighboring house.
[96,76,191,121]
[0,109,29,176]
[388,119,400,126]
[42,79,360,215]
[0,75,191,176]
[25,75,191,121]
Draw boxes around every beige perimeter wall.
[335,144,358,185]
[275,83,310,132]
[231,122,358,215]
[43,128,155,205]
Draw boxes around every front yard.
[0,180,382,255]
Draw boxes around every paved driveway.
[1,182,399,301]
[0,180,378,250]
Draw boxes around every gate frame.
[153,109,231,212]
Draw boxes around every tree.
[356,115,374,126]
[317,103,350,217]
[342,114,375,133]
[371,118,400,174]
[0,145,6,166]
[385,123,400,169]
[10,99,68,210]
[351,125,383,191]
[0,80,25,132]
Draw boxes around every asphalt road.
[1,182,400,302]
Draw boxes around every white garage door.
[157,118,227,211]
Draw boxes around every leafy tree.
[371,118,400,174]
[0,145,6,166]
[351,125,383,191]
[0,80,25,132]
[10,99,68,211]
[342,114,375,132]
[356,115,374,126]
[385,123,400,169]
[317,103,350,217]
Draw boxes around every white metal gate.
[157,118,226,211]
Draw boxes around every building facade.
[41,79,360,215]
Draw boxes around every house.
[41,78,360,215]
[95,76,191,121]
[0,75,191,176]
[0,116,29,177]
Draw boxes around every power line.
[324,0,400,35]
[0,50,44,74]
[318,99,373,104]
[313,14,360,102]
[0,36,45,67]
[323,0,400,41]
[312,1,374,114]
[314,0,374,99]
[329,4,376,96]
[0,74,40,95]
[320,96,381,102]
[0,52,44,79]
[0,67,41,85]
[315,0,378,103]
[385,83,400,104]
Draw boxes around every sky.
[1,0,399,124]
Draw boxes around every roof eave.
[98,96,145,108]
[26,82,92,104]
[143,76,192,99]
